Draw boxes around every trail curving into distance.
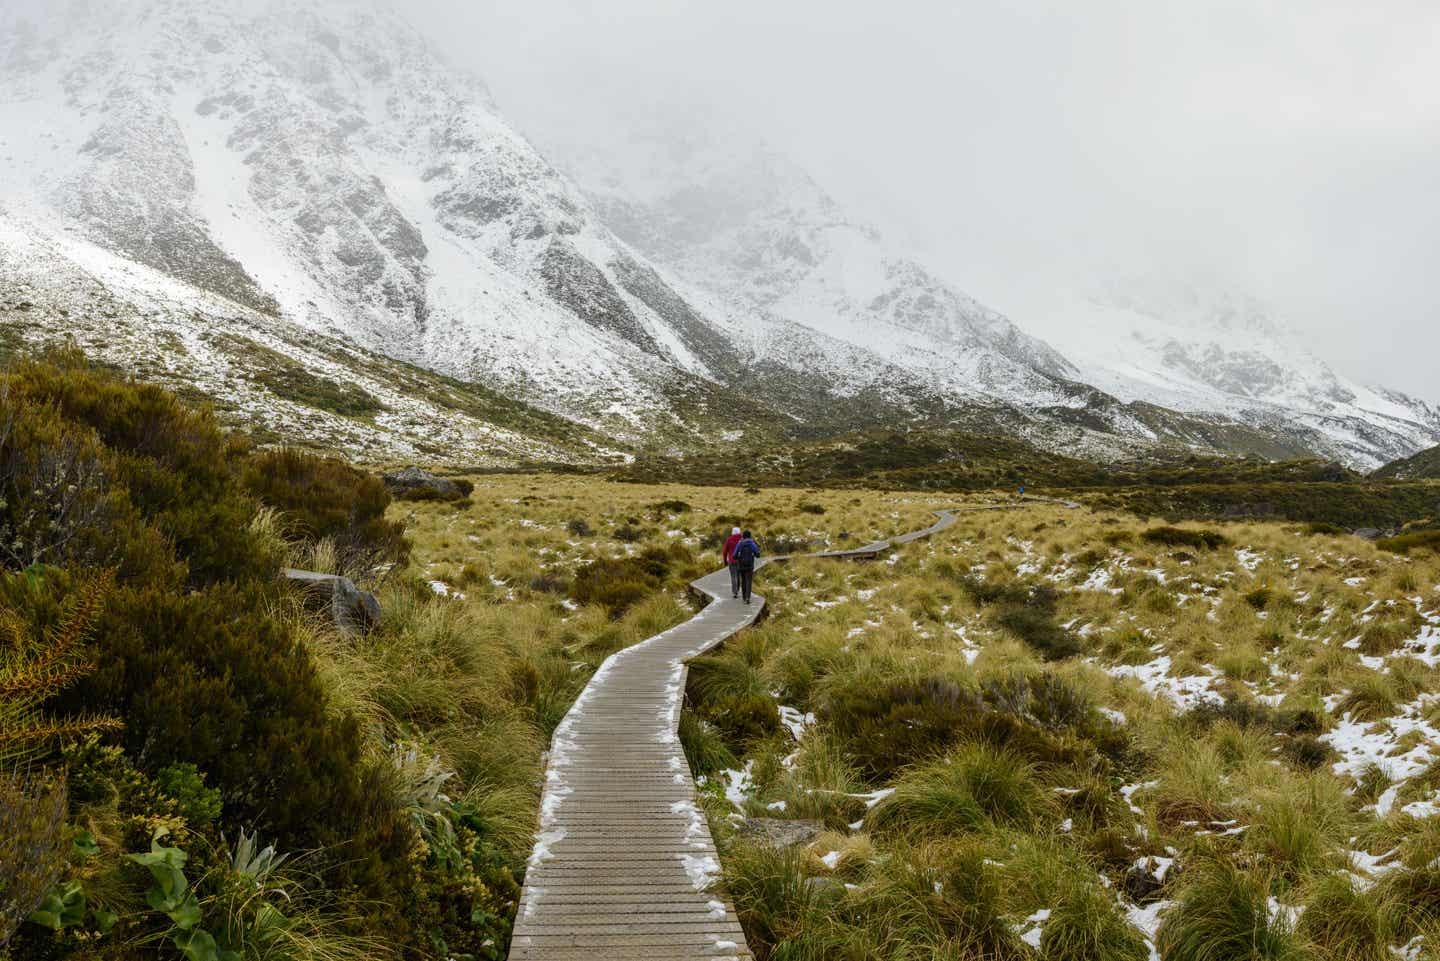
[509,504,1071,960]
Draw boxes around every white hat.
[732,527,741,534]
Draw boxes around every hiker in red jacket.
[722,527,743,599]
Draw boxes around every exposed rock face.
[283,568,381,632]
[735,818,825,847]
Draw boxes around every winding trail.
[509,505,1058,959]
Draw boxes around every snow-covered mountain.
[1,0,1433,469]
[1034,284,1440,470]
[564,129,1085,409]
[0,0,1162,461]
[541,122,1440,466]
[0,0,783,446]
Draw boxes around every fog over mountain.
[426,0,1440,405]
[2,0,1436,470]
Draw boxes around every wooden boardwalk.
[510,510,965,960]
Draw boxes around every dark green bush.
[243,447,409,566]
[798,503,826,515]
[1305,521,1348,536]
[995,605,1083,660]
[818,672,1121,779]
[1140,526,1229,550]
[64,584,367,850]
[152,763,223,827]
[956,576,1082,660]
[5,353,278,588]
[1244,587,1272,610]
[570,545,690,618]
[1377,529,1440,555]
[612,524,644,543]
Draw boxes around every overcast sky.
[414,1,1440,401]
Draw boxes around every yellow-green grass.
[675,500,1440,959]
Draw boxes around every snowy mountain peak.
[2,0,1435,469]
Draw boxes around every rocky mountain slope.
[1035,284,1440,470]
[549,125,1440,469]
[1375,443,1440,480]
[1,0,1432,470]
[0,0,788,449]
[0,212,622,468]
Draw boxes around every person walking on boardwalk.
[732,529,761,604]
[722,526,743,599]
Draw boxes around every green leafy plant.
[128,829,237,961]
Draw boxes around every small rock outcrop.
[735,818,825,847]
[283,568,381,632]
[381,467,470,502]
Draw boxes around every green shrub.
[1377,529,1440,555]
[243,447,408,567]
[571,545,690,618]
[67,584,367,850]
[1305,521,1348,536]
[819,671,1118,779]
[153,763,223,827]
[0,381,178,587]
[994,604,1083,660]
[0,770,68,946]
[1244,587,1272,610]
[5,353,278,587]
[1140,526,1229,550]
[956,577,1082,660]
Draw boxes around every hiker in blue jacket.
[732,530,761,604]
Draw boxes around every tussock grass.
[377,478,1440,958]
[867,743,1048,837]
[1156,854,1305,961]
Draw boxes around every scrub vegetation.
[10,350,1440,960]
[0,352,935,961]
[683,499,1440,960]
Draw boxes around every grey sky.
[416,1,1440,400]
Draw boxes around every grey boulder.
[283,568,381,632]
[382,466,463,501]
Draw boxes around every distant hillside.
[1374,443,1440,480]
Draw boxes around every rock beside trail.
[735,818,825,847]
[283,568,381,632]
[382,466,471,502]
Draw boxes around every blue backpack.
[733,538,760,565]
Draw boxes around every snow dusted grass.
[381,474,943,882]
[684,502,1440,959]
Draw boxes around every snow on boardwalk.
[509,511,965,960]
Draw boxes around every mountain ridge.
[1,0,1434,471]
